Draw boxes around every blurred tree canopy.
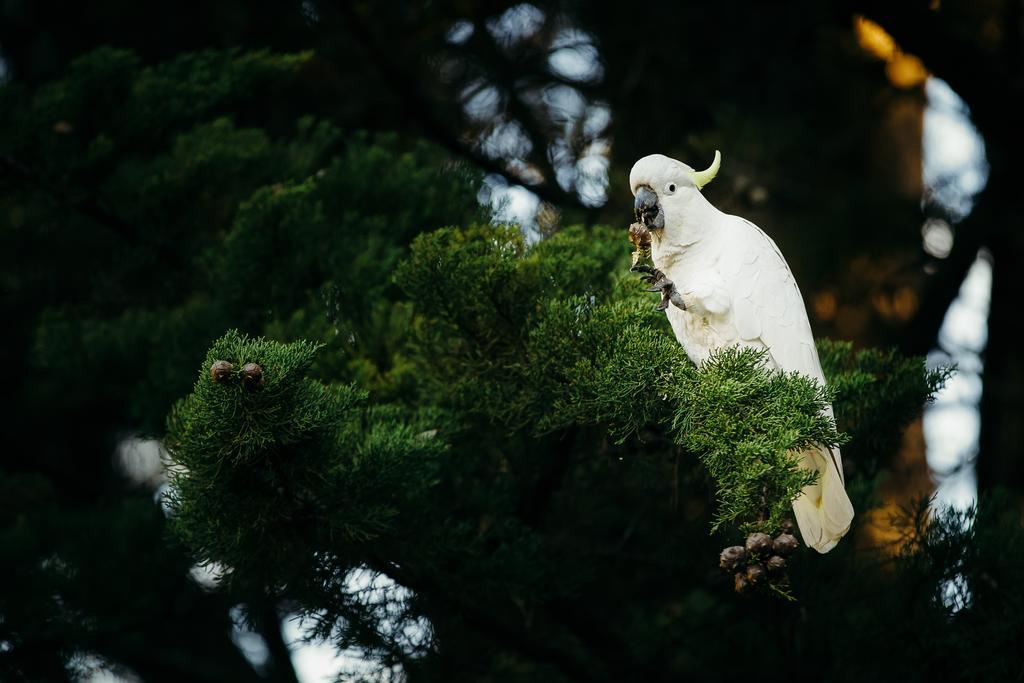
[2,1,1022,681]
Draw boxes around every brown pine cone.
[745,532,773,555]
[242,362,264,391]
[628,222,651,249]
[772,533,800,556]
[210,360,233,383]
[734,572,750,594]
[719,546,747,571]
[746,564,766,584]
[766,555,787,574]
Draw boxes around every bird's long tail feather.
[791,446,854,553]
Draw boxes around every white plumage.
[630,152,854,553]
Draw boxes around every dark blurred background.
[1,0,1020,680]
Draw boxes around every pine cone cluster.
[719,520,800,594]
[209,360,265,391]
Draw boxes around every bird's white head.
[629,151,721,240]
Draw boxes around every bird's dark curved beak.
[634,185,664,230]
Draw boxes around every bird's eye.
[665,183,676,194]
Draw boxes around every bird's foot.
[639,269,687,311]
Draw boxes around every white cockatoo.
[629,152,853,553]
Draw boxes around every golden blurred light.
[854,16,928,88]
[886,54,928,88]
[872,287,920,321]
[892,286,919,320]
[813,291,837,320]
[872,292,892,318]
[855,16,897,61]
[858,419,933,554]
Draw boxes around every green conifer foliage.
[165,331,446,599]
[6,46,1020,683]
[166,220,970,678]
[1,47,482,680]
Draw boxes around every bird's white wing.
[721,216,852,554]
[722,217,826,386]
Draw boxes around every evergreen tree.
[163,222,1020,682]
[0,47,481,681]
[3,44,1022,683]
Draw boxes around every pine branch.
[324,1,581,209]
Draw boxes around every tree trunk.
[978,228,1024,496]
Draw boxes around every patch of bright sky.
[481,173,541,237]
[461,78,501,121]
[923,255,990,512]
[230,606,271,671]
[486,4,545,47]
[281,567,426,682]
[285,615,405,683]
[542,84,587,122]
[549,29,604,83]
[480,119,533,160]
[478,16,610,229]
[921,76,990,514]
[284,617,347,683]
[921,217,954,258]
[576,140,611,207]
[923,78,989,221]
[76,655,140,683]
[115,436,166,488]
[215,569,422,683]
[583,105,611,138]
[188,561,229,591]
[447,20,475,45]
